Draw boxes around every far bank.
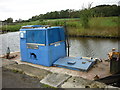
[1,17,119,37]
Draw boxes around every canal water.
[0,32,20,55]
[0,32,119,59]
[69,37,119,59]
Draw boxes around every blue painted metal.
[20,25,66,66]
[22,25,44,28]
[20,25,96,71]
[53,57,96,71]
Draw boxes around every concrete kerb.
[3,64,51,80]
[40,73,71,88]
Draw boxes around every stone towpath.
[1,58,119,89]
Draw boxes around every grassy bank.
[67,17,119,37]
[2,17,119,37]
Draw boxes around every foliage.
[79,2,93,28]
[3,17,13,23]
[80,9,91,28]
[1,17,119,37]
[42,84,55,88]
[91,5,119,17]
[12,69,24,74]
[2,4,119,24]
[26,5,119,22]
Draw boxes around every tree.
[4,17,13,23]
[15,18,23,23]
[80,9,90,28]
[27,4,119,22]
[80,3,93,28]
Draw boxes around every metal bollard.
[110,52,120,74]
[6,47,10,59]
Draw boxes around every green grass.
[67,17,119,37]
[2,17,119,37]
[42,84,56,88]
[12,69,24,74]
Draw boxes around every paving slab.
[61,76,92,88]
[4,64,51,80]
[40,73,71,88]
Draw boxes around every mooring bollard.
[108,48,120,74]
[6,47,10,59]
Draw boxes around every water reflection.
[69,37,119,59]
